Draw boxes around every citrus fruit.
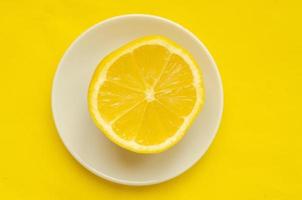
[88,35,204,153]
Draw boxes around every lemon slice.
[88,35,204,153]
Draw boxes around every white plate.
[52,14,223,186]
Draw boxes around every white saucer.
[52,14,223,186]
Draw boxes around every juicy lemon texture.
[88,36,204,153]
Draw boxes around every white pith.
[89,38,204,153]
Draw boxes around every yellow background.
[1,0,302,199]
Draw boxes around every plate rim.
[51,14,224,186]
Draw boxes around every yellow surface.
[88,35,204,153]
[0,0,301,199]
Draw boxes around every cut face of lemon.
[88,35,204,153]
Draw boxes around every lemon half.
[88,35,204,153]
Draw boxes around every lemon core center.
[145,88,155,102]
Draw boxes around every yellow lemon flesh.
[88,36,204,153]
